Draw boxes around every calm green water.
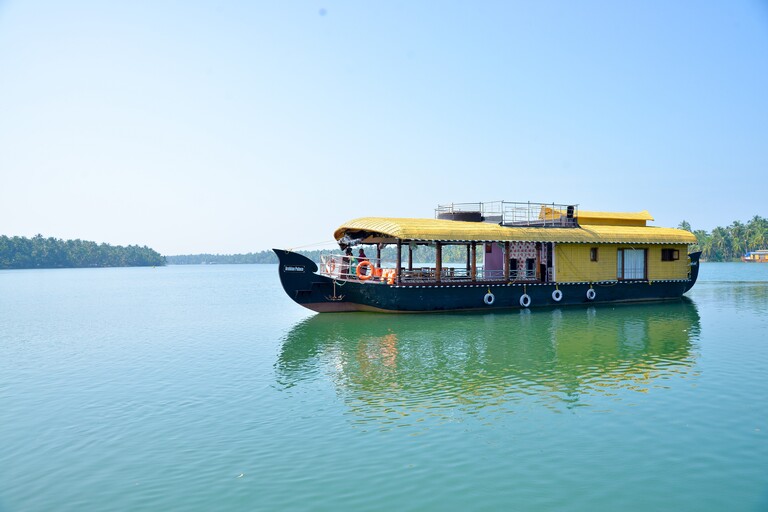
[1,263,767,511]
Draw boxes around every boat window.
[661,248,680,261]
[590,247,599,262]
[618,248,647,280]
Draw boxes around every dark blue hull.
[274,249,701,313]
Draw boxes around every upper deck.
[435,201,579,227]
[334,200,691,245]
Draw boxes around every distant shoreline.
[0,235,165,270]
[165,252,279,265]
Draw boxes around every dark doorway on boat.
[526,258,535,279]
[546,242,553,282]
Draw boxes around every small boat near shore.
[741,250,768,262]
[275,201,700,313]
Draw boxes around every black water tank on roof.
[437,211,483,222]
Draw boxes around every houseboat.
[274,201,700,313]
[742,250,768,262]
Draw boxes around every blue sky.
[1,1,767,254]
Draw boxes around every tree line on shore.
[166,252,282,264]
[680,215,768,261]
[0,235,166,269]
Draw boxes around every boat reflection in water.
[276,300,700,425]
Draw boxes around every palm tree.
[729,221,747,258]
[710,227,731,260]
[693,229,709,255]
[747,216,768,251]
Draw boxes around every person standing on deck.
[357,247,369,277]
[341,247,353,278]
[349,248,358,278]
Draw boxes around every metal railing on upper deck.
[435,201,579,227]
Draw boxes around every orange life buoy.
[356,260,373,280]
[325,259,336,274]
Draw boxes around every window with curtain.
[618,248,646,280]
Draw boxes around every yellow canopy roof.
[334,217,697,245]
